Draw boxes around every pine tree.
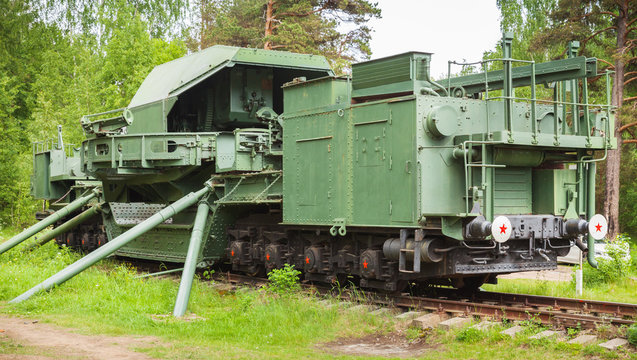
[192,0,381,73]
[531,0,637,238]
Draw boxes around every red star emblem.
[266,253,270,261]
[305,257,310,264]
[363,260,368,269]
[499,224,507,234]
[595,223,602,232]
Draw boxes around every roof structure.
[128,45,333,109]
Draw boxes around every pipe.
[173,201,211,317]
[536,248,550,261]
[419,87,441,97]
[0,188,100,256]
[22,204,102,252]
[10,184,211,304]
[586,163,598,268]
[134,267,184,279]
[423,59,449,96]
[56,125,64,150]
[575,237,588,252]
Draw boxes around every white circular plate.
[588,214,608,240]
[491,216,512,243]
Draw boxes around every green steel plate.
[128,46,333,110]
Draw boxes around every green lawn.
[0,235,392,359]
[483,239,637,303]
[483,277,637,303]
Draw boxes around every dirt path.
[320,331,434,358]
[0,316,159,360]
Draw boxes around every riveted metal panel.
[352,105,390,224]
[283,82,418,227]
[388,101,417,223]
[282,77,350,114]
[283,110,343,224]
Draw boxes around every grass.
[419,322,637,360]
[0,235,392,359]
[395,319,636,360]
[483,277,637,303]
[0,229,636,359]
[484,240,637,303]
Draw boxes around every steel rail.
[385,294,634,330]
[213,273,635,330]
[430,288,637,319]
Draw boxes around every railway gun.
[1,33,616,317]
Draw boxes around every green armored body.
[8,33,614,312]
[72,46,332,262]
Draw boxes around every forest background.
[1,0,636,242]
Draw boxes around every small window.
[167,140,177,152]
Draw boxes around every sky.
[367,0,503,78]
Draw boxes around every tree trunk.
[200,0,205,49]
[603,1,628,239]
[264,0,275,50]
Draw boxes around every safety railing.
[32,139,77,158]
[446,46,613,148]
[445,37,615,219]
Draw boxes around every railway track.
[214,272,637,330]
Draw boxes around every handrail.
[446,55,613,148]
[32,139,77,157]
[445,35,615,222]
[460,140,506,217]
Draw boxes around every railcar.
[4,33,615,310]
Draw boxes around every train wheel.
[80,232,90,253]
[55,233,67,247]
[96,234,107,247]
[65,233,76,248]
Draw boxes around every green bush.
[628,324,637,346]
[581,234,632,286]
[456,327,483,343]
[266,264,302,295]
